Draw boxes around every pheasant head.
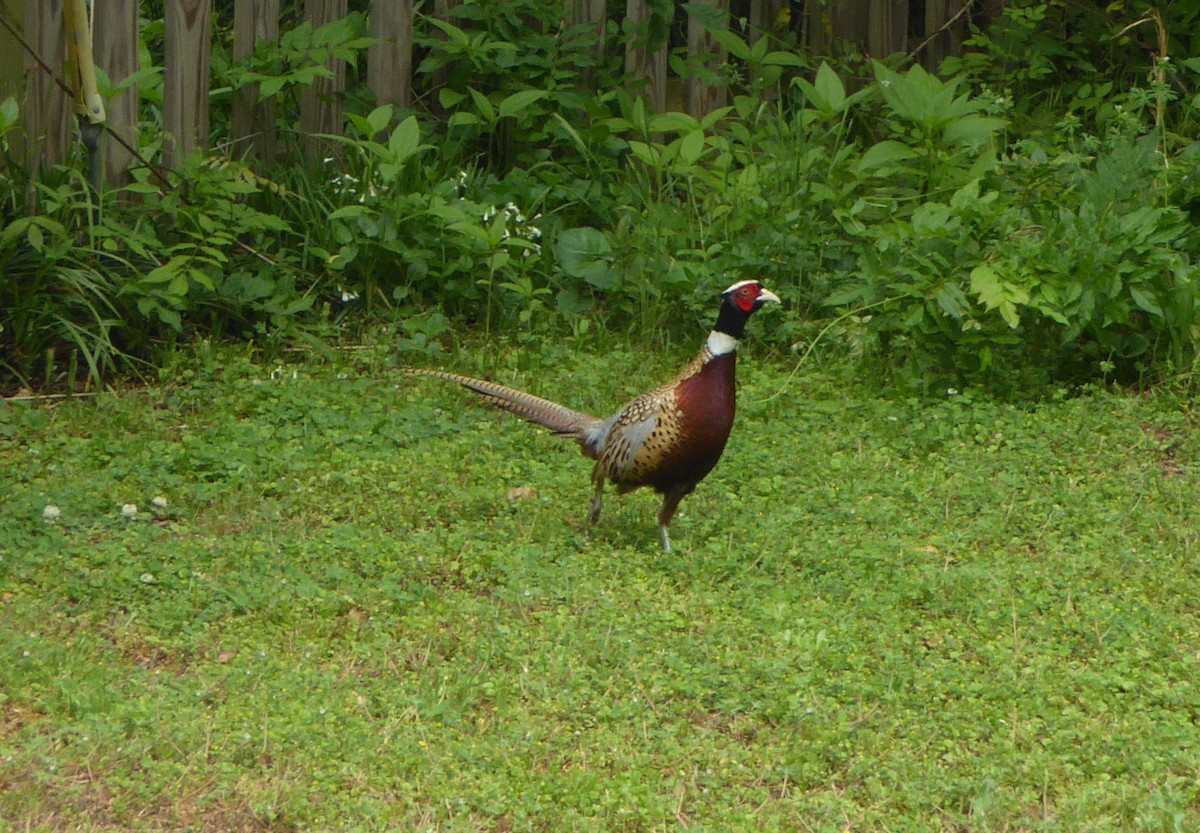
[707,280,781,353]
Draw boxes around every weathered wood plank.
[624,0,666,112]
[368,0,413,111]
[23,0,70,175]
[748,0,786,44]
[232,0,279,163]
[428,0,462,110]
[830,0,869,48]
[94,0,139,185]
[868,0,908,58]
[300,0,347,161]
[0,0,24,103]
[921,0,968,71]
[685,0,728,118]
[563,0,606,87]
[164,0,212,167]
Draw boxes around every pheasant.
[407,279,780,551]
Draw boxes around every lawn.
[2,341,1199,832]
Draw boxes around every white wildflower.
[152,496,168,509]
[42,504,61,523]
[139,572,155,584]
[122,503,138,519]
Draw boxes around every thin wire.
[757,297,901,404]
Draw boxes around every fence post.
[23,0,70,177]
[868,1,908,58]
[93,0,138,186]
[232,0,279,163]
[748,0,786,44]
[163,0,211,168]
[368,0,413,111]
[563,0,606,87]
[624,0,666,111]
[429,0,462,110]
[921,0,967,71]
[685,0,728,118]
[300,0,347,162]
[0,0,25,103]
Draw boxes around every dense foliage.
[2,0,1200,394]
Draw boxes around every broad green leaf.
[346,113,375,138]
[388,115,421,160]
[708,28,750,61]
[647,112,699,134]
[467,87,494,122]
[0,96,17,129]
[763,51,807,68]
[144,256,189,285]
[627,140,660,166]
[678,129,706,166]
[813,62,846,112]
[327,205,371,220]
[438,88,466,109]
[366,105,393,135]
[554,227,612,280]
[497,89,548,119]
[425,16,470,46]
[970,265,1027,329]
[259,76,287,98]
[448,112,482,128]
[857,140,918,172]
[943,114,1006,147]
[1129,286,1164,317]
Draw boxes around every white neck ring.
[707,331,739,356]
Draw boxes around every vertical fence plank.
[685,0,728,118]
[921,0,967,71]
[868,0,907,57]
[164,0,211,167]
[624,0,666,111]
[300,0,347,160]
[368,0,413,110]
[830,0,869,48]
[748,0,785,44]
[563,0,606,87]
[0,0,26,102]
[233,0,279,163]
[23,0,69,177]
[93,0,138,186]
[429,0,462,110]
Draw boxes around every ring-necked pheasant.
[407,280,780,551]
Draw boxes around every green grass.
[3,339,1200,832]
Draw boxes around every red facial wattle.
[734,285,759,313]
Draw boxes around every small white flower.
[947,388,959,396]
[139,572,155,584]
[339,286,360,303]
[122,503,138,519]
[42,504,61,523]
[151,496,168,509]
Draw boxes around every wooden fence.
[6,0,985,188]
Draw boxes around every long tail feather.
[406,369,599,439]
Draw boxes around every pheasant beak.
[756,288,781,307]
